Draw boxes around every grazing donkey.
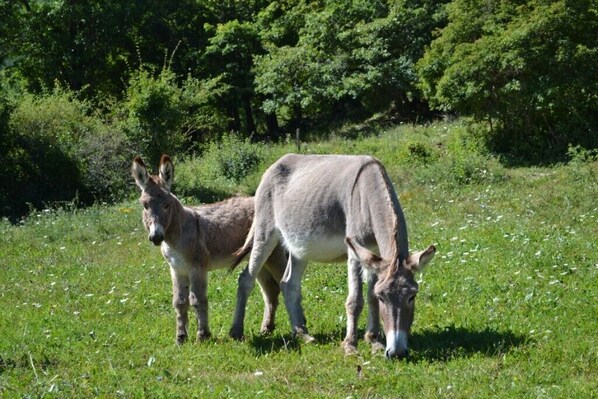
[230,154,435,359]
[132,155,286,344]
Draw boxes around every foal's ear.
[345,237,388,275]
[132,156,150,191]
[406,245,436,273]
[158,154,174,191]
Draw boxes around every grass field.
[1,123,597,398]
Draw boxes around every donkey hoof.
[197,331,211,342]
[370,341,385,354]
[229,328,245,341]
[260,327,274,336]
[260,323,275,335]
[301,333,316,344]
[176,334,188,345]
[342,342,358,356]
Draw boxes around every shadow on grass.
[247,324,528,361]
[409,324,528,363]
[247,327,346,356]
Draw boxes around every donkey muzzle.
[149,233,164,246]
[385,329,409,360]
[148,223,164,246]
[385,347,409,360]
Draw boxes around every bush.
[5,90,93,218]
[76,123,133,203]
[175,133,267,203]
[2,89,135,220]
[121,68,188,166]
[396,140,439,166]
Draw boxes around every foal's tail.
[229,222,254,272]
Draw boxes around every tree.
[418,0,598,161]
[12,0,209,99]
[202,20,263,135]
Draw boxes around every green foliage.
[255,0,447,124]
[418,0,598,161]
[5,90,92,216]
[122,68,188,165]
[566,144,598,185]
[175,133,273,203]
[180,75,232,140]
[12,0,209,98]
[1,89,133,219]
[216,136,263,183]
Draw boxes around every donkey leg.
[256,268,280,334]
[189,267,210,341]
[171,270,190,345]
[281,255,314,343]
[257,245,288,334]
[230,235,279,340]
[342,256,364,355]
[364,272,384,353]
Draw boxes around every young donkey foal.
[132,155,286,343]
[230,154,436,359]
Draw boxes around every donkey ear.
[132,156,150,191]
[345,237,388,275]
[406,245,436,273]
[158,154,174,191]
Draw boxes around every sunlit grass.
[1,123,596,397]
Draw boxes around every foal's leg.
[281,255,314,343]
[171,269,190,344]
[364,271,384,353]
[189,267,210,341]
[342,255,364,355]
[256,268,280,334]
[230,232,279,340]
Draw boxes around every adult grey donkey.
[229,154,435,359]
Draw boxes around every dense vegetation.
[0,0,596,219]
[1,123,597,397]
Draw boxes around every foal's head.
[131,155,176,246]
[346,237,436,360]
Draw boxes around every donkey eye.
[164,203,170,210]
[143,203,149,210]
[408,295,416,304]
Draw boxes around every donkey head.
[131,155,176,246]
[346,237,436,359]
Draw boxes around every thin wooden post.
[296,128,301,153]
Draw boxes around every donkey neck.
[358,159,409,263]
[163,198,196,248]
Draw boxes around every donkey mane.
[354,158,402,274]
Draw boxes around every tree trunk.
[243,96,256,136]
[265,112,280,141]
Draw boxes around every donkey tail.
[229,222,254,272]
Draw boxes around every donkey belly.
[282,233,347,262]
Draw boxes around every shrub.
[122,68,188,166]
[396,140,439,166]
[6,89,93,218]
[2,89,135,220]
[175,133,267,203]
[76,123,133,203]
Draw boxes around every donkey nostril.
[385,348,408,360]
[149,234,163,245]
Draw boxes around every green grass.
[1,122,597,398]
